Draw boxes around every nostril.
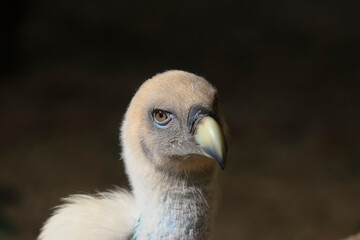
[187,105,214,134]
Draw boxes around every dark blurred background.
[1,0,359,239]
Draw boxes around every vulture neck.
[132,166,218,240]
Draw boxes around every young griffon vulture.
[38,70,228,240]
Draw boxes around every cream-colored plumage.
[39,70,227,240]
[38,189,138,240]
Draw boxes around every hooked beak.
[194,116,227,170]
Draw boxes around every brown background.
[1,1,360,239]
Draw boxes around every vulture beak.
[188,105,227,170]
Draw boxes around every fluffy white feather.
[38,189,139,240]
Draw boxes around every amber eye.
[153,110,172,127]
[156,111,167,121]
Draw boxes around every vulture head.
[121,70,227,177]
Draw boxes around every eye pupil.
[155,111,168,122]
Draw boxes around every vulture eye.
[153,110,172,126]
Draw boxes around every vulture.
[38,70,228,240]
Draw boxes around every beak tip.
[217,156,226,170]
[203,146,226,170]
[220,161,226,170]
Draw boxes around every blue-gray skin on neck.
[131,171,214,240]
